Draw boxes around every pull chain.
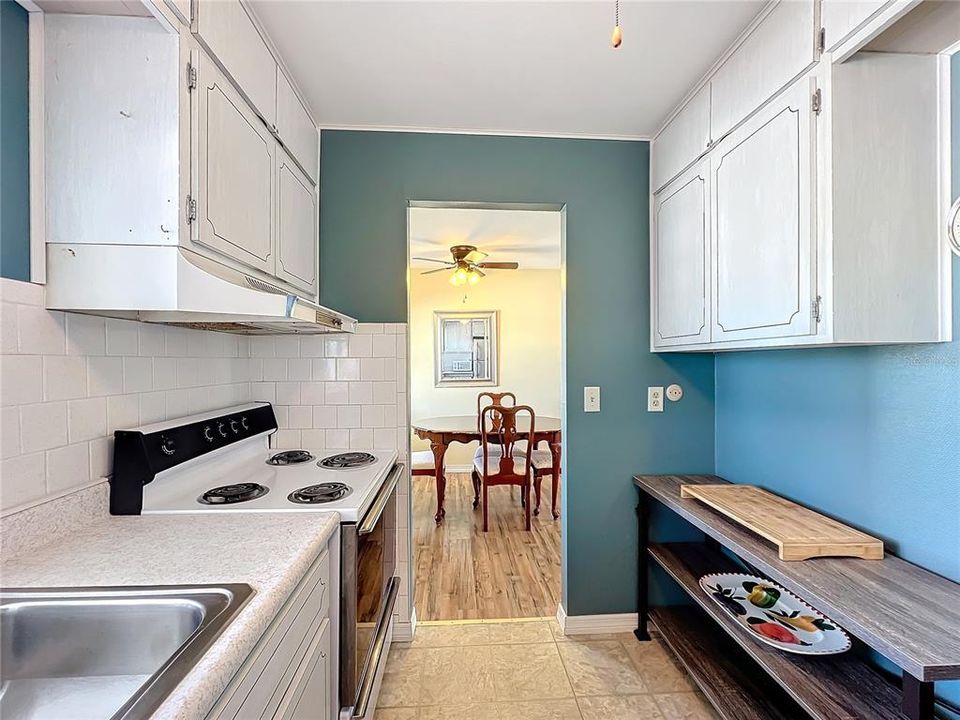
[611,0,623,48]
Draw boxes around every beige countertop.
[1,507,340,720]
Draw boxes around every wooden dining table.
[412,415,562,524]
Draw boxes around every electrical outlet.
[584,386,601,412]
[647,386,664,412]
[666,384,683,402]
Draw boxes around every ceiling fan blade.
[477,261,519,270]
[464,249,488,264]
[412,257,455,266]
[473,268,486,277]
[421,267,453,275]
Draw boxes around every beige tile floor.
[377,619,720,719]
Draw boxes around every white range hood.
[45,243,356,335]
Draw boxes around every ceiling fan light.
[467,269,481,285]
[450,266,469,286]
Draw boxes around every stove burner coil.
[198,483,269,505]
[318,452,376,470]
[266,450,315,466]
[288,482,352,505]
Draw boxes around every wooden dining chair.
[411,450,438,478]
[530,443,560,519]
[476,392,517,435]
[472,404,535,532]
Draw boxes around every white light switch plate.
[584,386,600,412]
[647,386,664,412]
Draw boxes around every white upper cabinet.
[194,0,278,128]
[275,148,318,295]
[710,75,816,344]
[651,85,711,194]
[710,0,817,142]
[276,69,319,184]
[651,160,710,349]
[822,1,890,50]
[194,51,275,275]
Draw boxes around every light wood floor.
[413,472,561,621]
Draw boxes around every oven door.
[340,462,403,719]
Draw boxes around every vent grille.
[244,276,287,295]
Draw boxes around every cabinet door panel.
[276,69,319,184]
[711,76,815,343]
[651,160,710,348]
[196,53,274,275]
[710,0,816,141]
[195,0,277,127]
[276,149,318,296]
[652,85,711,193]
[277,619,331,720]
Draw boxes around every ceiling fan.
[413,245,519,286]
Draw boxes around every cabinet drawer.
[275,148,318,296]
[211,550,331,720]
[652,84,710,194]
[710,0,816,141]
[195,0,277,128]
[276,69,319,184]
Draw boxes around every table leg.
[429,438,448,524]
[901,673,934,720]
[635,491,651,641]
[549,435,562,520]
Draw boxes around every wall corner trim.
[557,606,639,636]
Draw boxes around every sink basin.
[0,584,253,720]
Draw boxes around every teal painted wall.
[319,131,716,614]
[0,0,30,282]
[714,52,960,707]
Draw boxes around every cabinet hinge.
[186,62,197,92]
[812,88,822,115]
[812,295,823,323]
[185,195,197,224]
[817,27,826,54]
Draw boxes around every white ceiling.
[250,0,764,139]
[409,207,562,269]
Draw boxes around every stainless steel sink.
[0,584,253,720]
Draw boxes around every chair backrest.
[477,392,517,435]
[479,403,535,478]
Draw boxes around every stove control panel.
[110,403,278,515]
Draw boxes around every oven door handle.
[358,463,404,536]
[352,575,400,719]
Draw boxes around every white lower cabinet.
[275,149,319,296]
[207,544,337,720]
[710,74,816,344]
[651,160,710,349]
[195,51,275,275]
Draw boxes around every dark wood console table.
[634,474,960,720]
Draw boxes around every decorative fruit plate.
[699,573,851,655]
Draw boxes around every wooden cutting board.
[679,484,884,561]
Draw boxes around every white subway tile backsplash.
[336,358,360,381]
[324,336,348,358]
[18,305,66,355]
[325,429,349,449]
[361,405,385,428]
[276,382,301,406]
[138,325,166,357]
[106,394,139,430]
[250,382,277,404]
[337,406,360,429]
[176,358,200,388]
[105,318,139,356]
[21,402,68,453]
[312,405,337,429]
[349,428,373,448]
[348,381,372,406]
[1,453,45,508]
[262,359,287,381]
[299,336,325,359]
[357,323,384,334]
[324,382,348,405]
[87,356,123,397]
[89,436,112,480]
[139,392,165,424]
[67,397,107,443]
[47,442,90,493]
[1,303,19,354]
[301,382,325,405]
[249,336,275,358]
[153,357,178,391]
[383,358,397,381]
[348,334,372,358]
[1,355,42,406]
[300,429,325,447]
[287,359,311,381]
[374,428,397,450]
[361,358,385,381]
[66,313,106,356]
[312,358,336,381]
[274,336,299,358]
[123,357,153,393]
[288,405,312,429]
[273,429,301,449]
[43,356,87,401]
[164,389,192,419]
[1,406,21,458]
[372,335,395,358]
[164,327,188,357]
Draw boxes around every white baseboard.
[393,607,417,643]
[556,604,639,635]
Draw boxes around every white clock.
[948,195,960,257]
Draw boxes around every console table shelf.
[633,474,960,720]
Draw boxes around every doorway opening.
[406,201,565,622]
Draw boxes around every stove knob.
[240,416,249,431]
[217,422,228,438]
[229,419,240,434]
[160,435,176,456]
[203,425,215,443]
